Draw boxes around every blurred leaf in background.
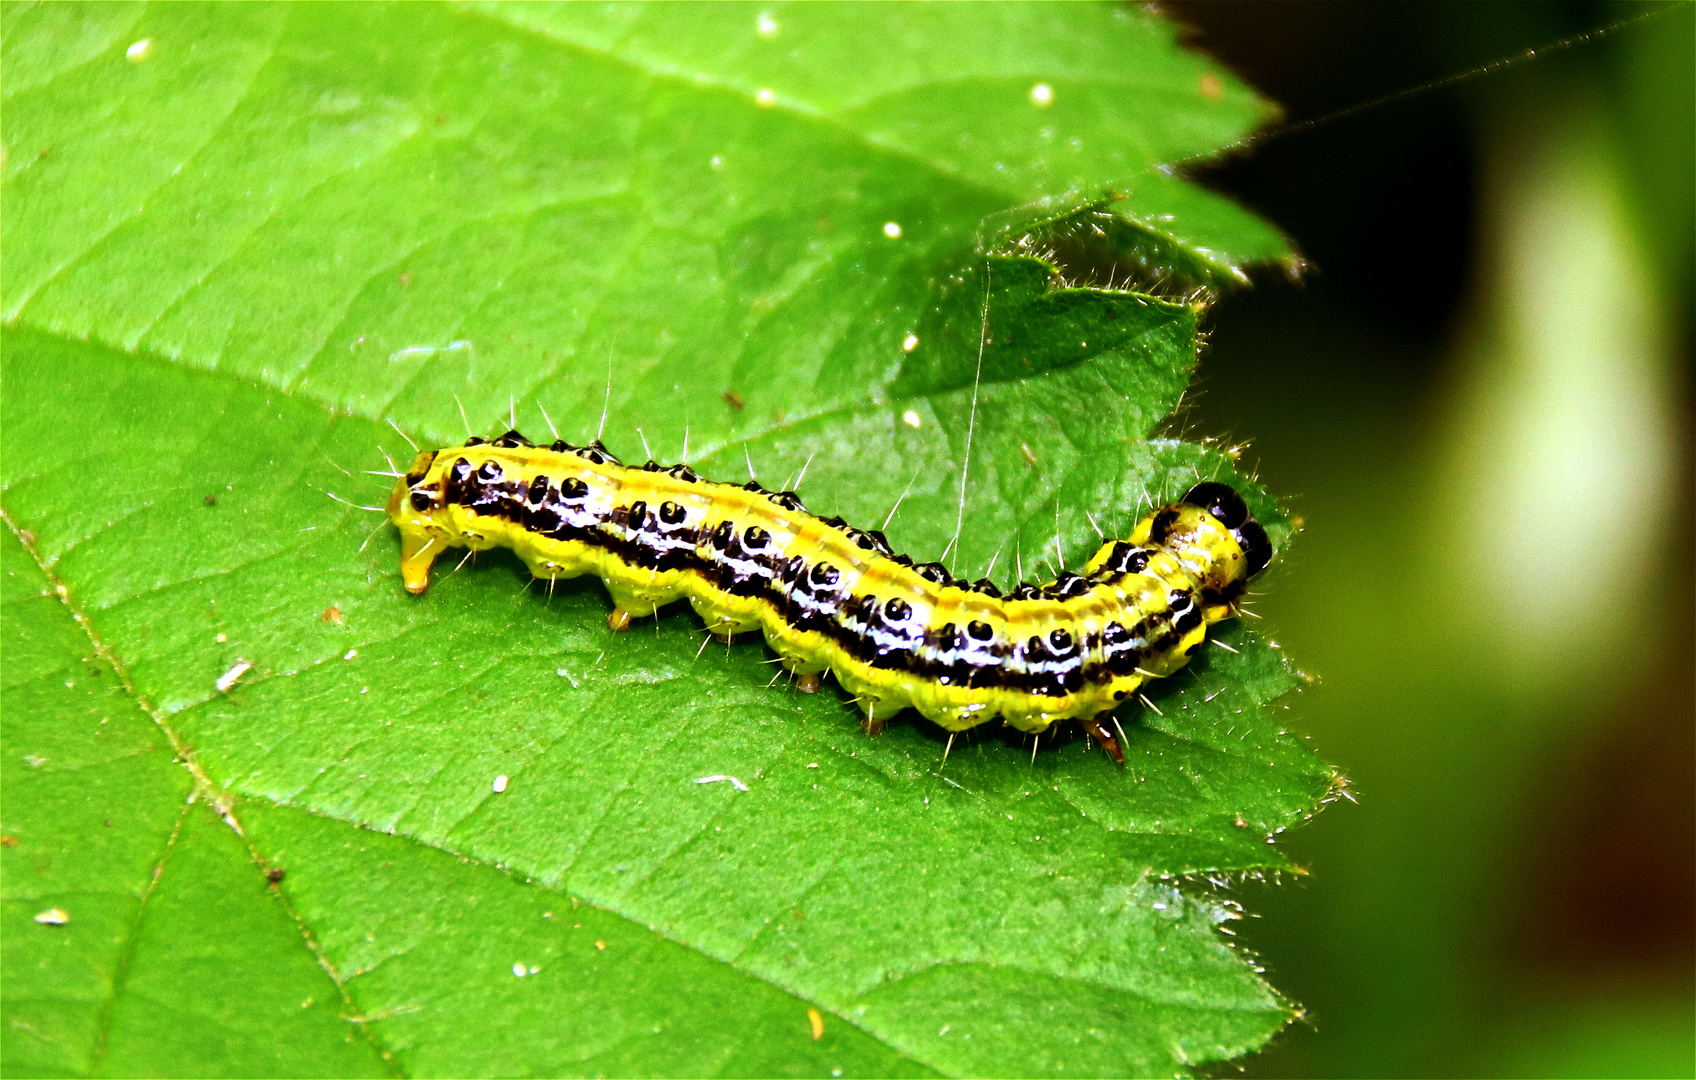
[1167,2,1693,1077]
[2,4,1336,1077]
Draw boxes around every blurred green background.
[1159,2,1693,1076]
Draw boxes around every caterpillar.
[386,430,1272,765]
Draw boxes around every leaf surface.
[2,4,1330,1076]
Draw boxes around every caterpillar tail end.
[1082,713,1126,768]
[398,529,442,596]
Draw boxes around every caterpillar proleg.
[388,431,1272,764]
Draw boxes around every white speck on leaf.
[215,659,253,693]
[756,13,778,39]
[882,221,902,239]
[125,39,154,63]
[902,410,922,428]
[756,88,775,108]
[1030,82,1054,107]
[492,775,508,793]
[34,907,69,926]
[696,774,749,792]
[901,333,920,353]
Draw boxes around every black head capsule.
[1234,519,1274,577]
[1181,481,1249,529]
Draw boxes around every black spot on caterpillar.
[387,432,1272,765]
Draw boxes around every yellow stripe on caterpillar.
[387,430,1274,765]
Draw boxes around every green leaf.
[2,4,1331,1076]
[0,528,386,1078]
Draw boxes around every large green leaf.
[2,4,1333,1076]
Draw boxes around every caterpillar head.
[1179,482,1272,579]
[1127,482,1272,615]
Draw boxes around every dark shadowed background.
[1159,2,1693,1076]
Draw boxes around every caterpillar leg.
[700,614,742,642]
[770,650,825,694]
[1081,713,1126,768]
[851,694,886,735]
[605,583,668,632]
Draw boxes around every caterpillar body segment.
[388,430,1273,764]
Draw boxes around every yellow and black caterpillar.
[388,430,1272,764]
